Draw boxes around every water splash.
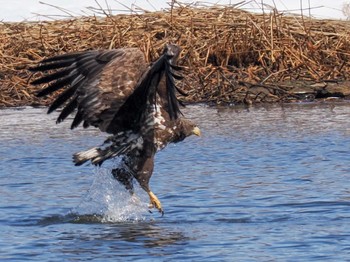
[73,166,150,223]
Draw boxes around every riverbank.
[1,2,349,107]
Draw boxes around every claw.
[148,191,164,216]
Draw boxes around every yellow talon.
[148,191,164,216]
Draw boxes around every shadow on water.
[36,213,105,225]
[26,214,191,258]
[32,212,191,254]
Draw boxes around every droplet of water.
[73,166,150,223]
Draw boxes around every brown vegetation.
[1,2,350,107]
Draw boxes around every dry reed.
[1,1,350,107]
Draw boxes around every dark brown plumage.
[30,44,200,215]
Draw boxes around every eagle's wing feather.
[30,48,147,132]
[30,44,184,157]
[105,45,183,134]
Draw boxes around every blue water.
[1,103,350,261]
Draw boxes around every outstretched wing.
[30,45,184,135]
[30,48,148,132]
[106,44,184,133]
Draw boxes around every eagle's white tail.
[73,133,142,166]
[73,147,101,166]
[73,144,130,166]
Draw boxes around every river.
[1,103,350,261]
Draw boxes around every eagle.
[30,44,200,215]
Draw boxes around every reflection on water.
[1,103,350,261]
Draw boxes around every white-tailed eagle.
[30,44,200,215]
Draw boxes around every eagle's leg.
[112,168,134,194]
[134,157,164,215]
[112,167,144,206]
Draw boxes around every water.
[1,103,350,261]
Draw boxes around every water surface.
[1,103,350,261]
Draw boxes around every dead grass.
[1,1,350,107]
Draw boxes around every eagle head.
[173,118,201,143]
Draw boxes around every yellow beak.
[192,126,201,136]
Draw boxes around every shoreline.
[1,3,349,107]
[2,78,348,108]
